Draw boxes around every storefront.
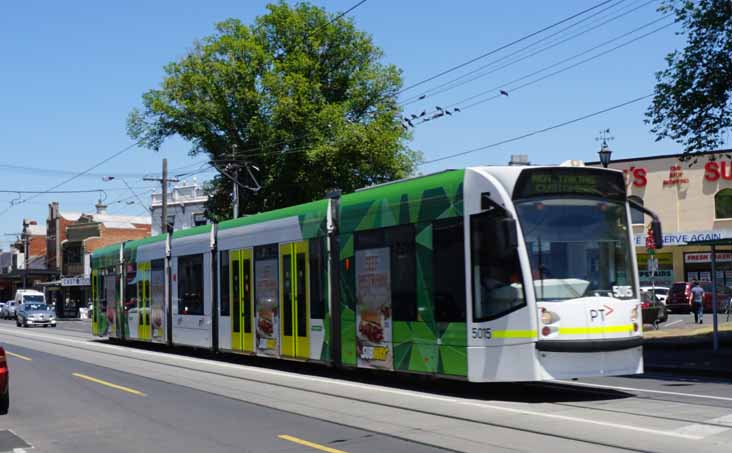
[591,149,732,289]
[42,277,91,318]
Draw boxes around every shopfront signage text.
[704,161,732,181]
[61,277,90,287]
[622,167,647,188]
[684,252,732,263]
[663,165,689,186]
[633,229,732,246]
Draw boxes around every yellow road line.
[72,373,146,397]
[6,351,32,361]
[278,434,349,453]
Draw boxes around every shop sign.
[621,167,647,188]
[61,277,90,287]
[684,252,732,264]
[704,161,732,181]
[633,229,732,246]
[663,165,689,187]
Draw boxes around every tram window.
[433,218,466,323]
[355,225,417,322]
[470,211,525,322]
[177,254,204,316]
[243,259,252,333]
[125,263,137,314]
[628,196,644,224]
[232,259,240,332]
[219,251,230,316]
[309,238,326,319]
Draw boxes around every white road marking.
[0,327,708,440]
[675,423,729,438]
[709,414,732,426]
[555,380,732,402]
[662,320,683,328]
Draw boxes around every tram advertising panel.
[255,245,279,357]
[150,259,165,341]
[356,247,393,370]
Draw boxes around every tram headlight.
[540,308,559,324]
[630,306,639,321]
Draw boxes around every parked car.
[641,291,667,328]
[3,301,18,320]
[640,286,669,305]
[16,303,56,328]
[0,346,8,414]
[667,281,731,313]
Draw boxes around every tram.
[91,163,662,382]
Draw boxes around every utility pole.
[144,159,179,234]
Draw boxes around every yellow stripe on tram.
[559,324,635,335]
[277,435,349,453]
[491,330,537,339]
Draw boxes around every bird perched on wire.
[453,107,461,112]
[410,114,418,120]
[405,118,414,128]
[500,90,509,96]
[435,106,443,111]
[431,112,444,119]
[445,110,452,116]
[419,111,426,117]
[418,94,426,100]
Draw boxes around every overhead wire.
[400,0,658,106]
[410,15,674,125]
[396,0,617,95]
[421,94,652,166]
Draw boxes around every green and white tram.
[91,164,662,382]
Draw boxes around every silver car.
[3,301,17,320]
[16,303,56,328]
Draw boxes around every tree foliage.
[646,0,732,159]
[128,2,419,221]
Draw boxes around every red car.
[0,346,8,414]
[667,281,730,313]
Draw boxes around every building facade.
[591,149,732,289]
[150,179,209,234]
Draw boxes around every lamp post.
[596,128,614,168]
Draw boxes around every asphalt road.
[660,313,732,330]
[0,343,446,453]
[0,319,731,452]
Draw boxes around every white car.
[640,286,669,304]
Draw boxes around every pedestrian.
[690,280,705,324]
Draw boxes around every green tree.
[646,0,732,160]
[128,1,419,221]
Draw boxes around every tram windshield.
[515,197,635,301]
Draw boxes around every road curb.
[645,364,732,379]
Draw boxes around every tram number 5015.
[471,327,492,340]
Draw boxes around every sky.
[0,0,688,248]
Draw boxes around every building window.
[628,196,644,224]
[715,189,732,219]
[177,254,204,315]
[193,213,207,227]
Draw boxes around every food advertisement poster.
[356,247,393,370]
[255,259,279,356]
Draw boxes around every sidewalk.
[644,322,732,376]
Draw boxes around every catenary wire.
[420,94,652,166]
[397,0,617,95]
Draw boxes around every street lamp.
[598,146,612,168]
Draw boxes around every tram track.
[1,327,731,452]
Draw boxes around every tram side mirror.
[651,219,663,250]
[501,218,519,251]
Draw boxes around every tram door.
[279,241,310,359]
[137,262,151,340]
[230,250,254,353]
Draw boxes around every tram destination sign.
[513,168,625,201]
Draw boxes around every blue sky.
[0,0,684,247]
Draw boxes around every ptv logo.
[589,305,614,322]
